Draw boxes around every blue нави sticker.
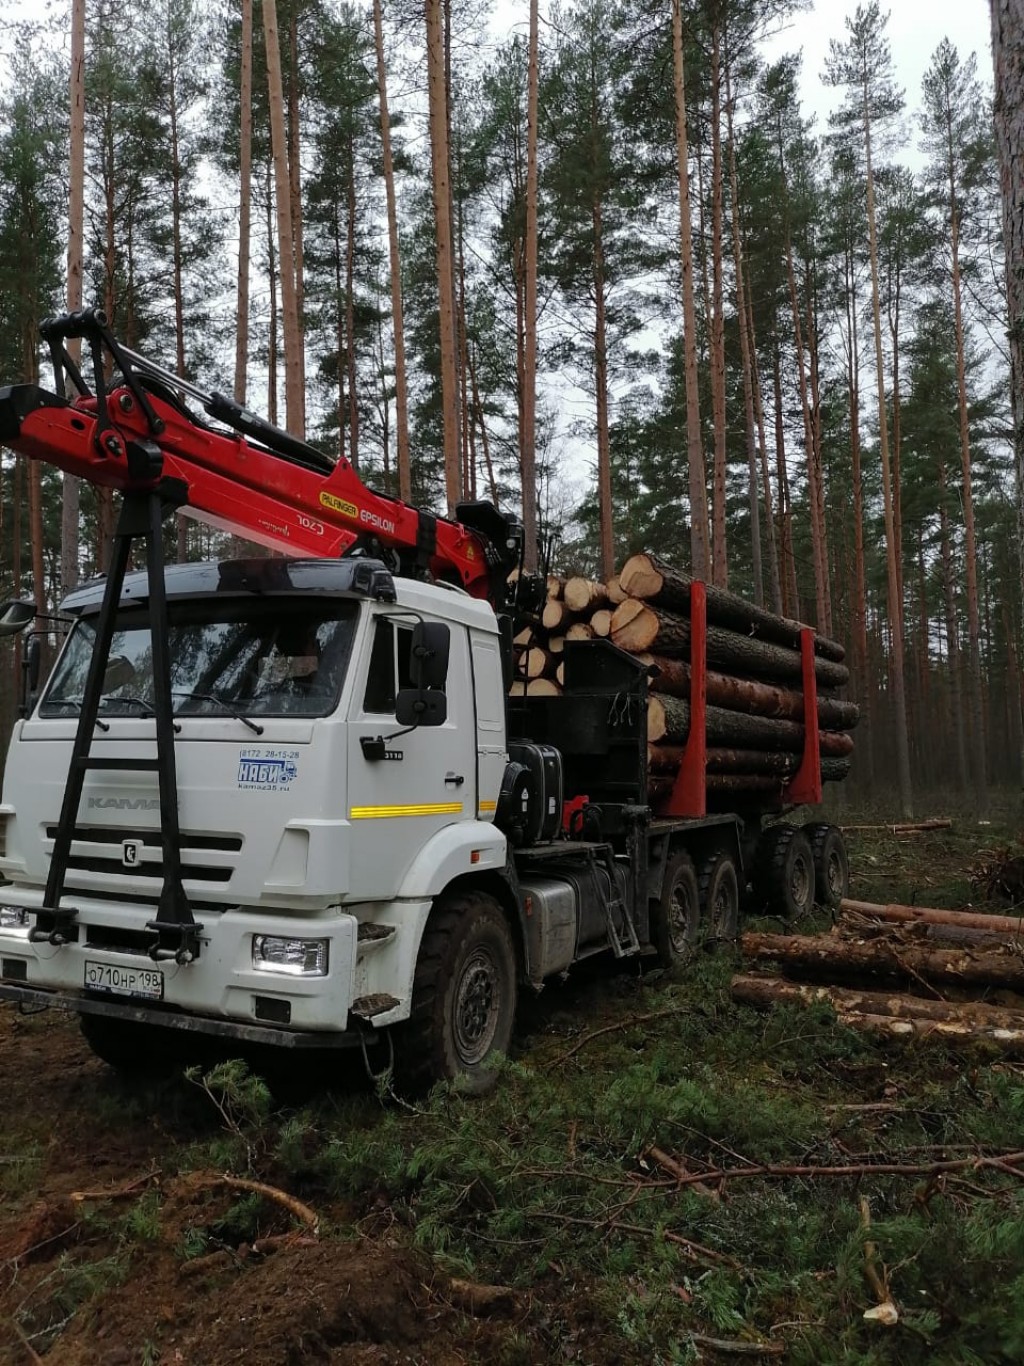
[238,748,299,790]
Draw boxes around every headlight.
[251,935,328,976]
[0,906,30,932]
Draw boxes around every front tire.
[397,892,517,1096]
[650,850,702,968]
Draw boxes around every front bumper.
[0,981,364,1049]
[0,888,359,1034]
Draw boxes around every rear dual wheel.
[650,848,740,968]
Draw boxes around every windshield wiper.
[171,690,264,735]
[51,699,110,732]
[99,695,181,732]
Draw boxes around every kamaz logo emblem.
[121,840,141,867]
[87,797,160,811]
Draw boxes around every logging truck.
[0,311,852,1092]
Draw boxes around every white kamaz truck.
[0,311,848,1092]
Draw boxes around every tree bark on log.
[740,932,1024,991]
[732,974,1024,1030]
[612,600,850,688]
[649,765,849,803]
[647,695,851,754]
[839,900,1024,936]
[649,744,850,775]
[637,653,859,729]
[564,577,609,613]
[619,551,846,662]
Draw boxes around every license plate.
[84,960,164,1000]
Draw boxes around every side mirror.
[409,621,449,691]
[395,689,448,728]
[0,600,35,638]
[102,654,136,694]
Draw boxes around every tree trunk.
[647,693,850,753]
[650,744,851,775]
[708,18,727,587]
[619,552,846,661]
[726,75,761,606]
[234,0,253,407]
[937,461,970,795]
[741,931,1024,992]
[265,167,278,426]
[840,898,1024,934]
[638,652,859,728]
[864,90,913,816]
[262,0,303,435]
[772,343,798,614]
[345,142,360,469]
[287,8,306,431]
[167,18,189,563]
[62,0,86,600]
[745,278,781,612]
[671,0,710,577]
[425,0,461,513]
[613,599,849,686]
[521,0,540,571]
[593,193,614,581]
[732,975,1024,1032]
[373,0,411,502]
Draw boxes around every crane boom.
[0,309,523,603]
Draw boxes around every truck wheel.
[397,892,517,1097]
[79,1014,177,1074]
[650,850,702,968]
[756,825,816,921]
[698,851,740,944]
[806,823,849,909]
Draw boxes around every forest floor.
[3,794,1024,1366]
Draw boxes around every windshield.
[40,597,359,721]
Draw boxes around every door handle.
[445,772,465,786]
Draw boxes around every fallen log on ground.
[611,599,850,688]
[831,1012,1024,1055]
[619,551,846,663]
[841,820,952,834]
[740,931,1024,991]
[839,900,1024,936]
[637,653,860,730]
[732,974,1024,1029]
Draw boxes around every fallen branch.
[858,1196,897,1324]
[8,1318,43,1366]
[686,1333,785,1357]
[548,1006,692,1067]
[647,1145,720,1201]
[69,1168,162,1204]
[623,1149,1024,1191]
[528,1209,742,1268]
[176,1172,318,1232]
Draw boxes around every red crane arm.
[0,311,524,603]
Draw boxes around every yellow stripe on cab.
[349,802,463,820]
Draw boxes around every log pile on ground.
[510,551,858,807]
[733,896,1024,1056]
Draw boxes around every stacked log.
[508,554,858,807]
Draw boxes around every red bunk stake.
[782,627,822,806]
[662,579,707,818]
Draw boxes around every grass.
[7,795,1024,1362]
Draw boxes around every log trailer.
[0,310,849,1091]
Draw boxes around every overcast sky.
[757,0,991,131]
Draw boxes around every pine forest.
[0,0,1017,814]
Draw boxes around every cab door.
[346,612,476,900]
